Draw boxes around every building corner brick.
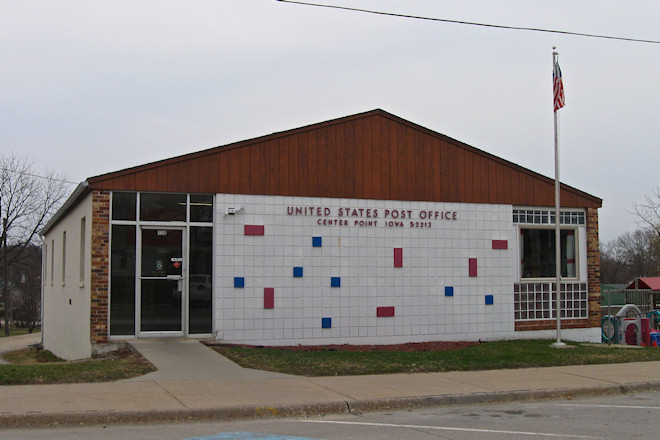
[586,207,601,327]
[90,191,110,344]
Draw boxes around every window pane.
[141,229,183,278]
[189,227,213,334]
[139,193,186,222]
[190,195,213,223]
[140,279,181,332]
[520,229,574,278]
[112,192,137,221]
[110,225,136,335]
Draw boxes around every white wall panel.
[42,193,93,360]
[214,194,516,345]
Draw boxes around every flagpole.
[552,47,566,347]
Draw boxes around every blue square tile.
[234,277,245,288]
[293,267,303,278]
[322,317,332,329]
[445,286,454,297]
[485,295,494,305]
[312,236,322,247]
[331,277,341,287]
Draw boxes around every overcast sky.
[2,1,658,242]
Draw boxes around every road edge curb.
[2,381,660,429]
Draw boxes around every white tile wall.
[215,194,517,345]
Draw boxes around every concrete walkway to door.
[124,338,292,381]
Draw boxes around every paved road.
[5,391,659,439]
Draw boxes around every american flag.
[553,61,565,111]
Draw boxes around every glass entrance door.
[139,228,184,335]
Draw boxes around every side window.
[50,239,55,284]
[520,228,576,279]
[62,231,67,284]
[80,217,86,284]
[43,243,48,285]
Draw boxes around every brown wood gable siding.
[87,111,601,208]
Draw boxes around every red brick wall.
[586,208,601,327]
[90,191,110,344]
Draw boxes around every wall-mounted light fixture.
[225,205,245,216]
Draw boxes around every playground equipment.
[648,310,660,330]
[601,304,659,347]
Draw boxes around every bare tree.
[616,229,659,278]
[600,240,627,284]
[633,187,660,238]
[632,188,660,278]
[6,245,42,333]
[601,228,660,284]
[1,153,70,332]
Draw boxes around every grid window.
[513,208,584,225]
[514,282,588,321]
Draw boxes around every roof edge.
[41,181,90,236]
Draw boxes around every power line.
[0,167,78,186]
[276,0,660,44]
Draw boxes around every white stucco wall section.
[214,194,516,345]
[42,193,93,360]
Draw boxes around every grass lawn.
[3,339,660,385]
[210,339,660,377]
[0,348,156,385]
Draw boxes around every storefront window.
[189,226,213,334]
[109,192,213,337]
[112,192,137,221]
[190,194,214,223]
[110,225,136,335]
[520,228,576,279]
[140,193,186,222]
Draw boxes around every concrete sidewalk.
[125,338,292,381]
[0,332,41,365]
[0,332,41,353]
[1,336,660,428]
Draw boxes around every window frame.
[108,191,214,339]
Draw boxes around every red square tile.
[394,248,403,267]
[377,306,395,317]
[492,240,508,249]
[264,287,274,309]
[244,225,265,236]
[469,258,478,277]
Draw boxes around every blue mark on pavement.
[186,432,324,440]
